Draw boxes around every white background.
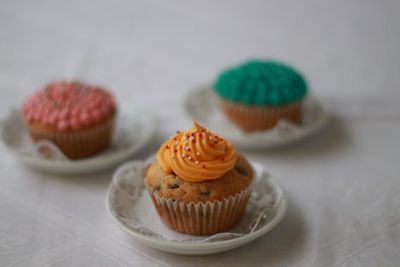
[0,0,400,266]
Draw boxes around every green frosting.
[213,60,307,106]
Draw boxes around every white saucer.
[183,86,329,149]
[0,109,157,174]
[106,159,287,255]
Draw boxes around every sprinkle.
[196,152,200,156]
[175,141,179,145]
[188,156,192,160]
[195,160,199,164]
[173,149,178,153]
[209,136,213,140]
[182,154,186,158]
[192,140,196,144]
[185,146,189,151]
[166,145,169,149]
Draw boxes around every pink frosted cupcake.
[21,81,116,159]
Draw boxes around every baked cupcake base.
[27,115,114,160]
[145,155,254,235]
[220,100,302,133]
[148,185,252,235]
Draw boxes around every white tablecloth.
[1,0,400,266]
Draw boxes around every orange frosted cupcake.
[21,81,116,159]
[145,122,254,235]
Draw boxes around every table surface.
[1,0,400,266]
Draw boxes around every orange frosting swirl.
[156,122,237,182]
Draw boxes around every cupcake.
[21,81,116,159]
[145,121,254,235]
[214,60,308,132]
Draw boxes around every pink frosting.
[21,81,115,131]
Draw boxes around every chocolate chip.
[168,183,179,189]
[235,165,247,176]
[153,185,161,192]
[200,189,210,196]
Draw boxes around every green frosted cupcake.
[214,60,308,132]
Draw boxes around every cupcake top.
[214,60,307,106]
[156,121,237,182]
[21,81,115,131]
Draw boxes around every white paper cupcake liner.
[148,183,253,235]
